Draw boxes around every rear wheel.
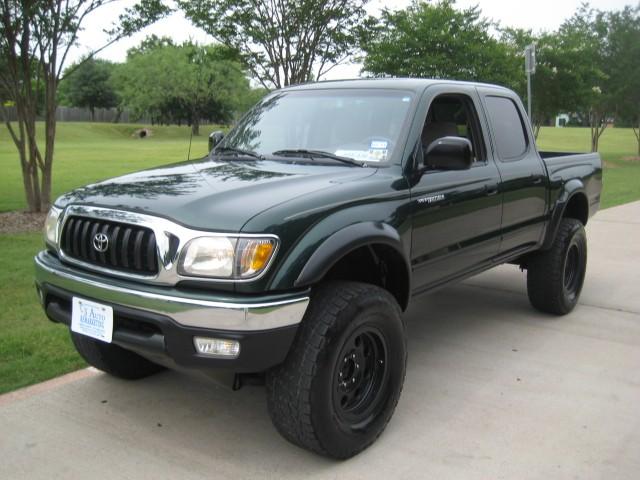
[266,281,406,459]
[527,218,587,315]
[71,332,164,379]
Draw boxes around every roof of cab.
[280,77,512,94]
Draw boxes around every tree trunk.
[113,108,122,124]
[191,119,200,136]
[90,107,95,122]
[24,105,42,212]
[589,110,607,153]
[39,75,58,212]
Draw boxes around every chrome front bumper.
[34,251,309,332]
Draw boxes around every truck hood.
[56,157,375,231]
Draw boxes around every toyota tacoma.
[35,79,602,459]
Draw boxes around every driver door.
[410,87,503,294]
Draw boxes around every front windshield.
[222,89,414,164]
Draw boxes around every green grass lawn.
[0,122,214,212]
[535,127,640,209]
[0,233,86,393]
[0,122,216,394]
[0,122,638,395]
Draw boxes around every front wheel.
[527,218,587,315]
[266,281,406,459]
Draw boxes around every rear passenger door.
[478,90,548,256]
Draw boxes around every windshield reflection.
[222,90,413,164]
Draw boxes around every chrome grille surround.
[52,205,279,286]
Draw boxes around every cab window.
[421,94,486,164]
[484,96,529,161]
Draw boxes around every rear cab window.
[484,96,529,161]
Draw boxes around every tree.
[359,0,520,88]
[502,29,582,138]
[237,87,270,117]
[114,40,250,134]
[602,6,640,155]
[557,4,609,152]
[0,0,170,212]
[59,58,119,120]
[177,0,369,89]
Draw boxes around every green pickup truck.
[35,78,602,458]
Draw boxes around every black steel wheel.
[563,242,583,301]
[266,281,406,459]
[332,327,389,430]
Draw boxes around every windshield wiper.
[213,146,263,160]
[271,149,366,167]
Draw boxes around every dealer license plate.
[71,297,113,343]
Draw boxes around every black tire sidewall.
[560,222,588,311]
[310,292,406,458]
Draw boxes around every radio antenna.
[187,44,206,162]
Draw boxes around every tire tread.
[266,281,405,458]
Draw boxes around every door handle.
[485,184,499,196]
[529,173,543,185]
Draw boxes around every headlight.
[43,206,62,247]
[179,236,277,279]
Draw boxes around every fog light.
[194,337,240,358]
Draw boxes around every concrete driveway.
[1,202,639,479]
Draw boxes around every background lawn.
[0,123,214,212]
[0,122,638,394]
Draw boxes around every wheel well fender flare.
[294,222,411,294]
[543,179,588,249]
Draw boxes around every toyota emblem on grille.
[92,233,109,252]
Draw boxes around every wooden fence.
[2,106,150,124]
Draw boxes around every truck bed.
[539,151,603,220]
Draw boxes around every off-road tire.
[71,332,164,379]
[266,281,407,459]
[527,218,587,315]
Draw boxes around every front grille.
[61,216,158,275]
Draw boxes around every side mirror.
[424,136,473,171]
[208,130,225,152]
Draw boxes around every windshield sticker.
[367,148,388,162]
[335,149,371,161]
[370,140,388,149]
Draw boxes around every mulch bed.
[0,211,47,235]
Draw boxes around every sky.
[68,0,634,79]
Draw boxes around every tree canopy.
[178,0,369,88]
[359,0,520,88]
[603,5,640,154]
[114,39,250,135]
[59,58,119,119]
